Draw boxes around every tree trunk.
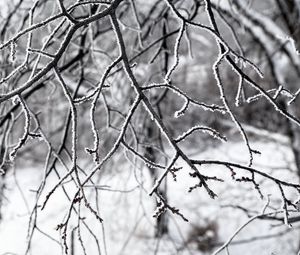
[145,127,168,238]
[0,145,7,221]
[285,102,300,251]
[0,175,5,221]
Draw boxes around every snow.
[0,140,299,254]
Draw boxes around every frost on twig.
[9,41,16,63]
[175,125,226,143]
[9,96,31,160]
[153,192,188,222]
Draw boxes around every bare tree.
[1,0,300,254]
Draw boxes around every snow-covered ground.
[0,141,299,255]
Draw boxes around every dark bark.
[0,145,8,221]
[145,127,168,238]
[286,102,300,179]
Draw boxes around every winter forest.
[1,0,300,254]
